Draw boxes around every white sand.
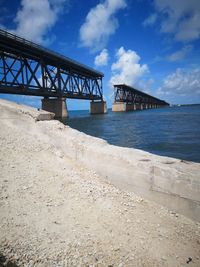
[0,99,200,267]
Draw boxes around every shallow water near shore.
[65,105,200,163]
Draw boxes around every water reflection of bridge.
[0,29,107,118]
[112,84,169,112]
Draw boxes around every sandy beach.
[0,99,200,267]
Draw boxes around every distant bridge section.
[112,84,169,112]
[0,29,107,118]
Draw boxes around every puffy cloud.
[157,68,200,96]
[109,47,148,86]
[143,13,157,27]
[144,0,200,42]
[94,49,109,66]
[137,79,155,94]
[167,45,193,61]
[79,0,126,51]
[7,0,69,44]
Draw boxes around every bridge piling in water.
[42,97,68,119]
[90,100,107,114]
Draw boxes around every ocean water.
[64,105,200,163]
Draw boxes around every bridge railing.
[0,29,103,77]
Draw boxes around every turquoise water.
[64,105,200,163]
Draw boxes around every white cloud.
[143,13,157,27]
[175,12,200,41]
[144,0,200,42]
[7,0,68,44]
[167,45,193,61]
[157,68,200,96]
[137,79,154,94]
[109,47,148,86]
[79,0,126,51]
[94,49,109,66]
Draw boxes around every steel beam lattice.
[114,84,169,106]
[0,29,103,100]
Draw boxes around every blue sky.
[0,0,200,110]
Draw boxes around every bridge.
[0,29,107,118]
[112,84,169,112]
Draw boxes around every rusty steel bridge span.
[0,29,107,118]
[112,84,169,112]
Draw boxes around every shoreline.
[1,99,200,220]
[66,105,200,164]
[0,99,200,266]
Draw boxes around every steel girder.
[114,84,169,106]
[0,51,103,100]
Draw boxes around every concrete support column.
[135,103,140,110]
[112,102,126,112]
[90,100,107,114]
[42,97,68,119]
[113,102,152,112]
[112,102,137,112]
[126,103,136,111]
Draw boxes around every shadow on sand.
[0,253,18,267]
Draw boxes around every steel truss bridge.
[114,84,169,106]
[0,29,103,100]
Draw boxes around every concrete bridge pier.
[112,102,137,112]
[42,97,68,119]
[134,103,139,110]
[112,102,125,112]
[90,100,107,114]
[112,102,162,112]
[126,103,136,111]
